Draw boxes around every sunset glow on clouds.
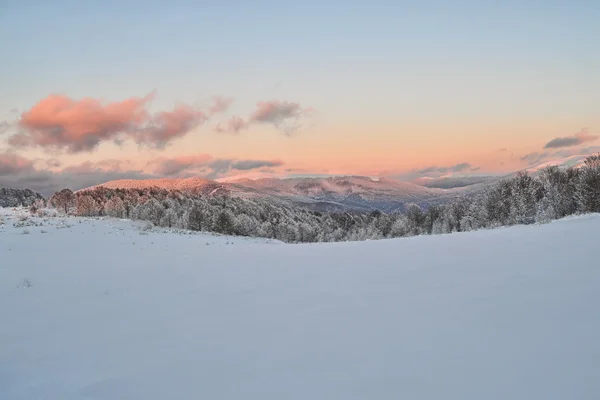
[1,1,599,194]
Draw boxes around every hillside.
[87,175,464,212]
[0,188,44,207]
[86,177,228,195]
[2,208,599,399]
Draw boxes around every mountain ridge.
[82,175,477,212]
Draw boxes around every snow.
[1,208,600,399]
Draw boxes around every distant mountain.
[87,175,476,212]
[225,176,452,212]
[85,178,229,196]
[0,188,44,208]
[416,176,498,189]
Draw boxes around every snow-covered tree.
[50,189,76,214]
[76,195,99,217]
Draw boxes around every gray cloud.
[397,162,480,180]
[148,155,212,176]
[0,156,153,197]
[0,121,12,135]
[0,152,35,175]
[150,155,285,179]
[231,160,283,170]
[216,100,316,135]
[544,129,597,149]
[249,100,315,135]
[416,162,473,175]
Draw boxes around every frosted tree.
[234,214,259,237]
[50,189,76,214]
[133,198,165,225]
[76,195,99,217]
[508,172,543,225]
[214,210,236,235]
[160,208,179,228]
[105,195,126,218]
[187,202,207,231]
[576,154,600,213]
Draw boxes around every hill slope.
[88,176,461,212]
[0,188,44,207]
[2,209,599,399]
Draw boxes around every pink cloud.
[14,94,152,153]
[208,96,234,115]
[215,116,248,134]
[9,93,227,153]
[136,105,207,148]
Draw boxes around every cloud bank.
[0,153,152,196]
[149,155,284,179]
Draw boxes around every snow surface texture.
[1,208,599,399]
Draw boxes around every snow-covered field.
[1,208,599,399]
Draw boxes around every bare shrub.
[139,221,153,232]
[19,278,32,288]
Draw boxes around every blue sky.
[1,0,599,193]
[3,0,598,116]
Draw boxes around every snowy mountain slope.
[85,177,227,195]
[227,176,456,211]
[90,175,458,212]
[1,209,600,399]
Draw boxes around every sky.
[1,0,599,194]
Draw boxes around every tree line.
[45,155,600,243]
